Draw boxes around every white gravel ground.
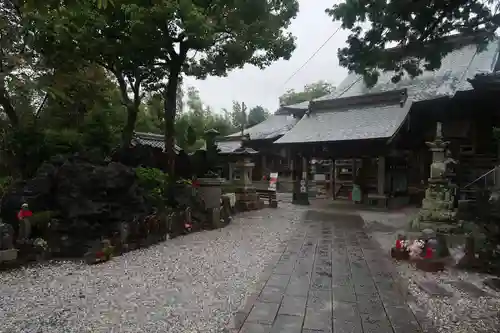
[361,209,500,333]
[398,263,500,333]
[0,204,304,333]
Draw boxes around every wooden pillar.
[329,160,334,197]
[229,163,234,182]
[378,156,386,195]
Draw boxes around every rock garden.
[0,135,236,267]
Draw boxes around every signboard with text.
[268,172,278,191]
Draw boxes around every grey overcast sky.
[183,0,350,113]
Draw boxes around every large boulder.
[0,154,153,256]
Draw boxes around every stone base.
[421,198,454,211]
[415,259,446,272]
[237,200,262,211]
[208,208,223,229]
[236,192,259,202]
[235,188,263,212]
[413,220,458,233]
[391,248,410,261]
[292,192,309,205]
[0,249,18,262]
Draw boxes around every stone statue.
[0,220,17,263]
[436,122,443,138]
[0,221,14,250]
[17,203,33,242]
[412,121,457,230]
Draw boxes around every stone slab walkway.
[230,210,425,333]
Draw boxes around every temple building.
[274,34,500,208]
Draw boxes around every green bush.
[0,176,13,198]
[135,167,168,207]
[30,211,55,230]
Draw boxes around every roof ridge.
[310,88,408,112]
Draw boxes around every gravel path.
[0,204,304,333]
[398,263,500,333]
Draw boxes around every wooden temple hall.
[273,34,500,207]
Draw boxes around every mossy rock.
[30,211,56,228]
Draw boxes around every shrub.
[135,167,168,207]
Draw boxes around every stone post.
[412,122,457,231]
[234,155,260,210]
[293,154,310,205]
[377,157,386,195]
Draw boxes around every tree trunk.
[164,62,182,178]
[121,105,138,149]
[0,84,19,127]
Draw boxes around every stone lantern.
[197,128,225,210]
[412,122,457,231]
[230,146,261,210]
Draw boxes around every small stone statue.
[409,239,425,258]
[0,221,15,250]
[17,203,33,242]
[391,234,409,260]
[84,239,114,265]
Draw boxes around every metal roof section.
[132,132,182,153]
[216,140,242,154]
[275,37,500,146]
[280,100,310,110]
[327,39,500,101]
[467,71,500,90]
[226,113,299,140]
[275,89,412,144]
[230,146,259,155]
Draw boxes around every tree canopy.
[279,80,335,106]
[8,0,299,176]
[230,102,269,130]
[328,0,500,87]
[0,0,298,178]
[247,106,270,127]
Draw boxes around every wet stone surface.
[415,279,454,297]
[448,280,489,298]
[232,210,425,333]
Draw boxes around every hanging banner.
[268,172,278,191]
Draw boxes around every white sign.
[314,174,326,182]
[268,172,278,191]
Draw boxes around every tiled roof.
[226,113,299,140]
[276,37,500,145]
[467,71,500,90]
[216,140,242,154]
[275,90,412,144]
[322,39,500,101]
[132,132,181,153]
[280,100,310,110]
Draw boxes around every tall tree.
[31,1,166,148]
[146,0,299,175]
[327,0,500,87]
[247,105,270,127]
[279,80,335,106]
[231,101,247,132]
[0,0,40,128]
[175,86,234,150]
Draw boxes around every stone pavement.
[230,210,424,333]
